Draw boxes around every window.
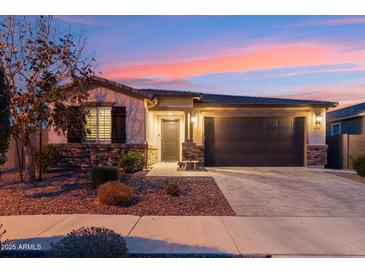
[85,106,112,142]
[331,123,341,136]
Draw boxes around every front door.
[161,119,180,161]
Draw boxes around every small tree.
[0,64,11,176]
[0,16,95,183]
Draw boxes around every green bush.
[119,151,144,173]
[91,166,121,188]
[32,145,61,171]
[50,226,128,258]
[352,155,365,177]
[165,182,180,196]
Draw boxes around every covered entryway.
[204,117,305,166]
[161,119,180,161]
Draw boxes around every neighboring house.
[326,102,365,169]
[47,76,337,168]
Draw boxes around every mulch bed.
[0,170,235,216]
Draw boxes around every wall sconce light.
[191,114,197,124]
[315,112,323,125]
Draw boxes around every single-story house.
[326,102,365,169]
[48,76,338,168]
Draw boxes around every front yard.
[0,170,235,216]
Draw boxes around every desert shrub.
[165,182,180,196]
[97,181,134,206]
[91,166,121,188]
[352,155,365,177]
[119,151,144,173]
[32,144,61,171]
[50,226,128,258]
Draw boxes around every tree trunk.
[38,126,43,181]
[24,143,36,184]
[14,136,24,183]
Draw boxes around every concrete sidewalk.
[1,214,365,257]
[147,162,210,177]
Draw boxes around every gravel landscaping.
[0,170,235,216]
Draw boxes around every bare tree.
[0,16,95,183]
[0,63,11,178]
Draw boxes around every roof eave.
[154,94,202,98]
[195,102,338,108]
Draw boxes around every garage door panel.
[213,132,295,142]
[204,117,304,166]
[213,142,300,155]
[215,153,300,166]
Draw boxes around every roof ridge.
[140,87,202,95]
[201,92,337,104]
[140,88,336,104]
[89,76,155,99]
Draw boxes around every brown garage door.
[204,117,305,166]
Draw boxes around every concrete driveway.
[208,167,365,217]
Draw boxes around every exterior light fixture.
[315,112,323,125]
[191,114,197,124]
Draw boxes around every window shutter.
[67,106,83,143]
[112,106,126,143]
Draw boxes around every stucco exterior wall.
[146,105,328,166]
[2,138,22,171]
[2,129,48,171]
[48,86,146,144]
[156,97,194,109]
[307,107,326,145]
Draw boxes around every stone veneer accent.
[53,143,146,168]
[147,145,158,167]
[306,144,328,166]
[182,141,204,167]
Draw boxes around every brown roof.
[140,88,202,97]
[60,76,338,107]
[60,76,154,100]
[327,102,365,121]
[199,93,338,107]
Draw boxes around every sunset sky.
[56,16,365,108]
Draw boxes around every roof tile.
[327,102,365,121]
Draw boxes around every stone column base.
[182,141,204,167]
[53,143,147,168]
[306,144,328,167]
[147,146,158,167]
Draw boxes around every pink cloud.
[283,86,365,109]
[113,77,203,90]
[103,41,365,80]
